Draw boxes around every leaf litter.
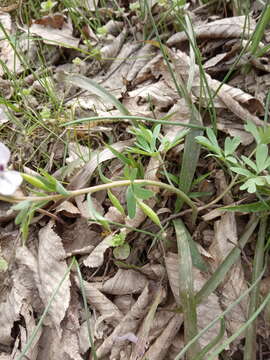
[0,1,270,359]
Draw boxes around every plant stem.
[0,179,198,223]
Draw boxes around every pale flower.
[0,142,22,195]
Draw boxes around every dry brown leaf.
[165,252,226,352]
[127,79,178,110]
[210,213,238,267]
[0,12,23,75]
[29,18,79,48]
[104,206,125,224]
[0,261,36,346]
[96,283,151,358]
[103,20,124,35]
[140,263,166,280]
[144,314,183,360]
[83,232,113,268]
[130,286,165,360]
[61,217,100,255]
[76,277,123,325]
[38,221,71,331]
[220,264,249,335]
[134,53,164,86]
[126,44,157,83]
[102,269,148,295]
[0,354,11,360]
[37,325,71,360]
[217,120,254,146]
[100,28,127,60]
[17,303,41,360]
[55,201,81,218]
[167,335,185,360]
[167,16,256,46]
[162,100,191,145]
[114,295,135,315]
[165,50,264,123]
[67,139,134,190]
[98,42,141,98]
[60,287,84,360]
[209,214,249,338]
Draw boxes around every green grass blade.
[75,259,97,360]
[65,74,131,116]
[195,317,226,360]
[177,109,202,211]
[249,3,270,56]
[175,264,266,360]
[61,115,205,129]
[196,215,259,304]
[244,215,267,360]
[207,290,270,360]
[174,219,200,359]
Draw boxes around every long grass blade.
[174,219,200,359]
[244,215,267,360]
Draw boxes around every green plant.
[196,125,270,195]
[40,0,58,13]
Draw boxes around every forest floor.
[0,0,270,359]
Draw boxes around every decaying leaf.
[0,11,23,75]
[38,221,71,331]
[209,213,249,338]
[96,283,151,358]
[144,314,183,360]
[167,16,256,46]
[29,17,80,48]
[102,268,148,295]
[76,277,123,326]
[164,50,264,124]
[165,252,226,351]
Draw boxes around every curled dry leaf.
[165,50,264,123]
[68,139,134,190]
[61,217,100,254]
[127,79,178,110]
[29,17,80,48]
[114,294,135,315]
[126,44,157,83]
[96,283,151,358]
[55,201,81,218]
[133,53,164,86]
[103,20,124,36]
[75,277,123,326]
[99,42,141,97]
[100,28,127,60]
[102,269,148,295]
[83,232,114,268]
[60,288,83,360]
[17,303,41,360]
[37,325,77,360]
[104,206,125,224]
[210,213,238,267]
[217,119,254,146]
[38,221,71,331]
[144,314,183,360]
[167,16,256,46]
[209,213,249,338]
[0,264,34,345]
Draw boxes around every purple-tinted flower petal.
[0,142,10,168]
[0,171,22,195]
